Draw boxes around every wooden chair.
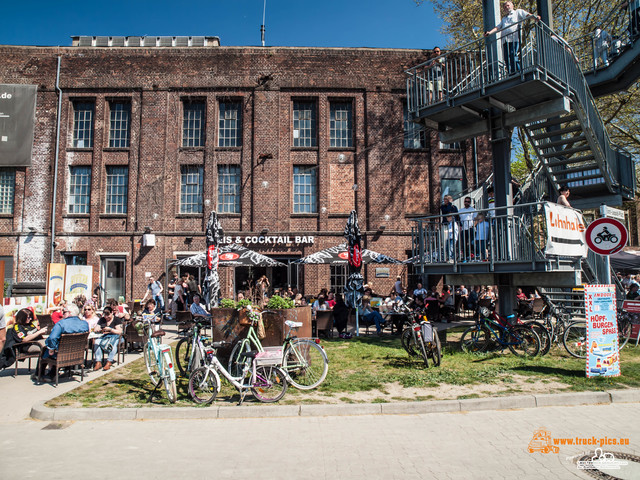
[39,332,89,386]
[176,311,194,334]
[314,310,334,337]
[531,298,548,318]
[12,341,44,377]
[124,321,145,353]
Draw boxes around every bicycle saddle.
[239,350,259,360]
[151,329,166,338]
[285,320,303,328]
[211,341,228,349]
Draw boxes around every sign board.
[543,203,588,257]
[0,84,37,167]
[584,284,620,378]
[600,205,625,221]
[585,217,628,255]
[2,296,48,324]
[64,265,93,302]
[622,300,640,313]
[46,263,66,309]
[375,267,390,278]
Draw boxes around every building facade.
[0,38,492,301]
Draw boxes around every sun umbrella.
[292,244,403,265]
[344,210,364,335]
[202,211,223,309]
[171,244,286,268]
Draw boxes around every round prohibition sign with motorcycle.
[585,217,628,256]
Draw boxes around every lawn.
[46,328,640,408]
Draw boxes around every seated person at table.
[142,299,158,315]
[93,306,123,371]
[358,296,385,335]
[332,294,351,339]
[82,304,101,331]
[107,298,131,322]
[48,300,67,325]
[294,293,306,307]
[312,295,329,315]
[326,291,337,309]
[9,308,48,354]
[190,294,211,320]
[44,304,89,359]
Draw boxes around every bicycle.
[227,308,329,390]
[188,341,288,405]
[539,305,588,358]
[396,302,441,367]
[175,317,212,377]
[461,306,541,356]
[486,307,551,356]
[141,314,177,403]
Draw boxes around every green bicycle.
[228,308,329,390]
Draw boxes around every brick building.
[0,37,491,301]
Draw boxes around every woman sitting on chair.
[10,308,47,354]
[93,306,123,371]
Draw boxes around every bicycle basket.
[479,306,491,318]
[255,347,283,366]
[420,321,434,343]
[256,316,266,340]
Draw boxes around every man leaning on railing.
[485,1,541,75]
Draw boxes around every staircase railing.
[568,0,636,73]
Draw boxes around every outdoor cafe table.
[380,311,407,334]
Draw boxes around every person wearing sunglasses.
[92,306,123,371]
[82,305,100,331]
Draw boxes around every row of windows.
[72,98,456,152]
[64,165,315,215]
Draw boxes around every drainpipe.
[50,56,62,263]
[472,137,479,187]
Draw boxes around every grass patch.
[45,335,640,408]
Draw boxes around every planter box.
[262,306,312,346]
[209,306,312,351]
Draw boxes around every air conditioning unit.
[142,233,156,247]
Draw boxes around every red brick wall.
[0,45,491,297]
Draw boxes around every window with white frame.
[109,101,131,148]
[68,166,91,214]
[330,265,346,296]
[218,101,242,147]
[439,141,462,150]
[217,165,241,214]
[0,169,16,215]
[105,166,129,214]
[292,101,317,147]
[180,165,204,214]
[73,101,94,148]
[330,101,353,148]
[293,165,317,214]
[182,100,205,147]
[403,103,426,149]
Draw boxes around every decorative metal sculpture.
[343,210,364,311]
[203,211,223,309]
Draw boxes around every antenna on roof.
[260,0,267,46]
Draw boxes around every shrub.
[219,298,236,308]
[266,295,295,309]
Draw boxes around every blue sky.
[3,0,446,49]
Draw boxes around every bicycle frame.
[144,321,176,383]
[478,315,524,347]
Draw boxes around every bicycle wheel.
[251,366,288,403]
[525,321,551,356]
[402,328,421,357]
[428,328,442,367]
[507,325,540,357]
[143,342,160,386]
[163,375,177,403]
[175,338,193,377]
[618,319,632,349]
[418,335,430,367]
[460,325,490,353]
[282,339,329,390]
[563,322,587,358]
[228,340,251,379]
[188,367,220,405]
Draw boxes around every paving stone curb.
[29,389,640,422]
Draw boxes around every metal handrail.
[568,0,635,73]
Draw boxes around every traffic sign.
[585,217,628,255]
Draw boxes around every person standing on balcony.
[426,46,445,103]
[458,196,477,261]
[557,185,571,207]
[594,28,612,67]
[485,2,540,75]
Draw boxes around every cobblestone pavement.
[1,402,638,479]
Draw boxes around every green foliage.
[266,295,295,309]
[3,280,9,297]
[236,299,253,310]
[219,298,236,309]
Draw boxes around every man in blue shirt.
[44,304,89,357]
